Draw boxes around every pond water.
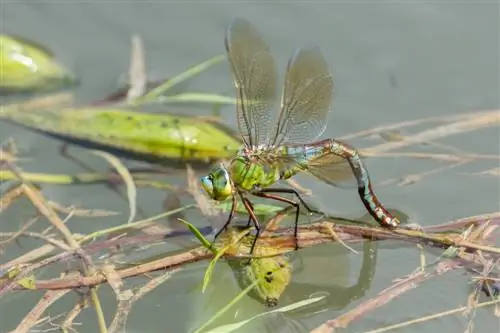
[1,2,499,333]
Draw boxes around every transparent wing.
[306,153,358,189]
[263,148,358,190]
[225,18,277,148]
[269,46,333,147]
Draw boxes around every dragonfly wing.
[225,18,277,148]
[270,46,333,147]
[267,149,358,190]
[306,153,358,189]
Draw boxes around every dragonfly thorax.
[229,155,280,192]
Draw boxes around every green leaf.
[90,150,137,224]
[0,35,76,92]
[177,218,214,251]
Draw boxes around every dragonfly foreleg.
[211,194,237,249]
[245,200,255,229]
[239,191,262,261]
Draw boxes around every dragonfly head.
[200,166,233,201]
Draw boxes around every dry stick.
[310,221,499,333]
[0,217,40,246]
[34,247,210,290]
[0,230,71,251]
[107,268,180,333]
[0,184,25,213]
[364,111,500,154]
[0,212,495,291]
[359,112,500,187]
[0,243,62,271]
[21,217,499,291]
[48,201,120,217]
[5,164,109,333]
[379,160,469,187]
[310,259,462,333]
[339,109,499,141]
[361,151,500,162]
[61,299,88,333]
[362,298,500,333]
[10,289,71,333]
[422,212,500,233]
[126,34,147,102]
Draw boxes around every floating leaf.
[0,106,241,163]
[0,35,76,92]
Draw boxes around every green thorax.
[229,155,280,191]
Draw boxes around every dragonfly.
[201,18,400,255]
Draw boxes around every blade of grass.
[157,93,235,104]
[177,218,214,252]
[192,278,260,333]
[132,54,225,104]
[202,228,251,293]
[80,204,196,243]
[90,150,136,224]
[204,296,326,333]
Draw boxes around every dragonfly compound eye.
[211,167,232,200]
[200,176,214,197]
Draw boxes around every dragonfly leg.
[245,200,255,229]
[253,191,300,251]
[211,194,237,249]
[239,191,261,261]
[257,188,322,215]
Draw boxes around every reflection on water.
[192,238,378,332]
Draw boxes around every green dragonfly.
[201,18,400,254]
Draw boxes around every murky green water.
[1,2,499,333]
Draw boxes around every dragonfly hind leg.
[253,188,319,251]
[257,188,322,215]
[253,192,300,251]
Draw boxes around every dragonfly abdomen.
[328,139,400,228]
